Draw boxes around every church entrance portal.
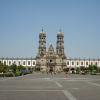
[50,67,53,72]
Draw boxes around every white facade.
[0,58,100,70]
[0,58,36,67]
[66,59,100,68]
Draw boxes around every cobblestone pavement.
[0,73,100,100]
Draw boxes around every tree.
[10,64,17,73]
[0,62,3,70]
[0,62,8,73]
[80,66,85,71]
[88,65,93,72]
[76,67,80,71]
[2,66,8,70]
[18,65,22,71]
[36,67,40,71]
[93,65,98,70]
[63,68,69,72]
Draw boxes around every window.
[60,38,61,41]
[50,60,52,62]
[19,61,20,65]
[4,61,6,65]
[42,38,43,41]
[81,62,83,65]
[67,61,69,65]
[33,61,35,65]
[9,61,11,65]
[86,62,88,65]
[72,62,74,65]
[23,61,25,65]
[59,44,61,47]
[14,61,16,64]
[59,68,61,70]
[91,62,93,65]
[77,62,78,65]
[59,50,62,55]
[60,60,61,62]
[41,49,43,54]
[28,61,30,65]
[95,62,97,65]
[41,43,43,47]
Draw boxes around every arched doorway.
[32,67,34,71]
[50,67,53,72]
[71,68,75,73]
[28,67,31,71]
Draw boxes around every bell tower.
[56,29,64,55]
[38,29,46,55]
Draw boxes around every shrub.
[0,69,6,73]
[63,68,69,72]
[36,67,40,71]
[76,67,80,71]
[26,71,30,74]
[5,72,14,75]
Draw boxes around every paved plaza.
[0,73,100,100]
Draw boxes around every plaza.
[0,73,100,100]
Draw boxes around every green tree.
[36,67,40,71]
[63,68,69,72]
[0,62,3,70]
[93,65,98,70]
[2,66,8,70]
[10,64,17,73]
[88,65,93,72]
[76,67,80,71]
[17,65,26,71]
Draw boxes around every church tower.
[56,29,64,55]
[38,29,46,55]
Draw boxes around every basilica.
[36,29,67,72]
[0,29,100,72]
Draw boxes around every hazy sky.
[0,0,100,59]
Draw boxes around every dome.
[57,29,63,36]
[39,29,46,36]
[50,42,52,46]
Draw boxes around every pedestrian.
[47,71,48,74]
[68,71,70,74]
[66,72,68,77]
[55,71,56,75]
[52,71,53,74]
[33,71,34,74]
[51,71,52,74]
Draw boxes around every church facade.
[0,29,100,72]
[36,29,66,72]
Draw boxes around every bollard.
[15,74,17,77]
[59,72,60,74]
[42,72,43,74]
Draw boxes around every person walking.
[55,71,56,75]
[66,72,68,77]
[51,71,52,74]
